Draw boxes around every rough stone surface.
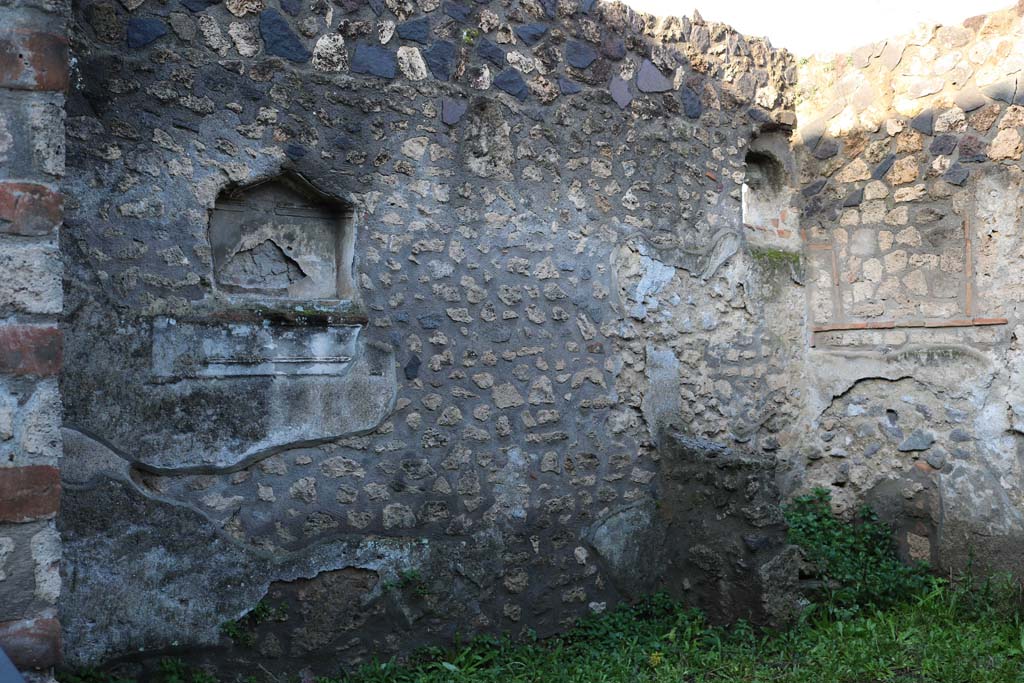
[58,0,803,673]
[126,18,167,49]
[348,41,396,74]
[636,60,673,93]
[48,0,1024,679]
[259,10,310,62]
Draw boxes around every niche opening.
[209,173,355,301]
[740,134,799,249]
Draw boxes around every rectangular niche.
[209,173,354,300]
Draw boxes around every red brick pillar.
[0,2,68,674]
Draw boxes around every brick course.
[0,183,62,235]
[0,616,61,669]
[0,325,62,377]
[0,31,68,92]
[0,466,60,523]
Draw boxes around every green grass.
[61,587,1024,683]
[60,490,1024,683]
[344,585,1024,683]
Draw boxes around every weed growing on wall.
[783,487,932,615]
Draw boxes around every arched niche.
[209,173,355,301]
[741,132,799,251]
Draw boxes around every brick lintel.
[812,317,1009,334]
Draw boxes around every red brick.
[0,325,62,377]
[925,319,973,328]
[0,30,68,92]
[0,616,61,669]
[972,317,1009,326]
[0,466,60,523]
[0,183,62,236]
[812,320,897,333]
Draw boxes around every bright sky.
[619,0,1015,55]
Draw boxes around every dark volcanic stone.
[950,427,973,442]
[280,0,302,16]
[802,179,826,197]
[680,86,702,118]
[872,154,895,179]
[930,134,958,156]
[494,69,528,100]
[610,75,632,109]
[444,2,470,21]
[514,23,548,46]
[441,97,467,125]
[601,36,626,60]
[404,355,421,380]
[260,10,311,62]
[981,78,1016,104]
[944,163,969,185]
[843,188,864,207]
[477,38,505,66]
[898,429,935,452]
[351,44,397,77]
[812,137,840,160]
[284,144,307,159]
[958,134,987,162]
[397,17,431,44]
[636,59,672,93]
[925,449,947,469]
[423,41,457,80]
[565,40,598,69]
[179,0,217,11]
[126,18,168,48]
[910,110,933,135]
[747,107,770,123]
[418,313,443,329]
[558,77,582,94]
[490,327,512,343]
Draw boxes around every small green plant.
[156,659,216,683]
[249,599,289,624]
[220,599,288,647]
[461,27,480,45]
[750,246,801,269]
[382,569,431,598]
[784,487,932,616]
[219,619,255,647]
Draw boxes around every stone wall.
[56,0,805,675]
[788,3,1024,574]
[0,0,68,673]
[49,0,1024,675]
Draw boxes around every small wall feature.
[741,132,800,252]
[210,174,355,301]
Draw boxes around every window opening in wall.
[209,173,355,301]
